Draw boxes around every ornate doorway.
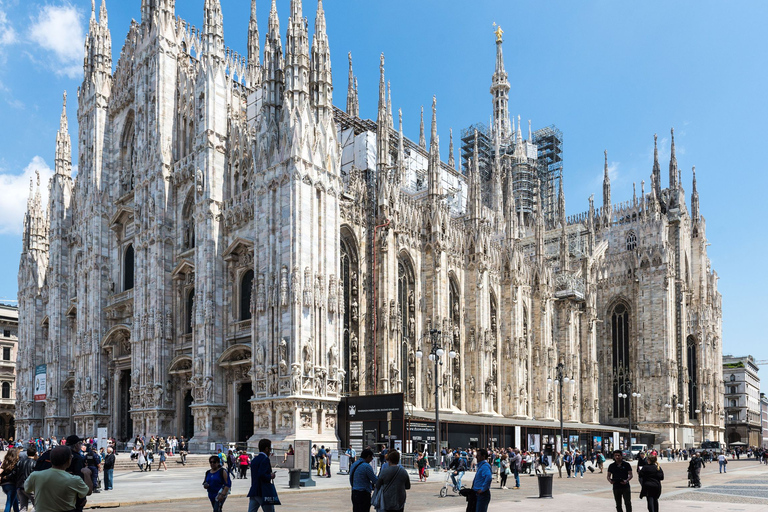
[119,370,133,440]
[183,390,194,439]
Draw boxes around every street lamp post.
[618,380,641,451]
[664,394,685,450]
[547,362,574,452]
[416,329,456,471]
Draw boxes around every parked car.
[621,449,633,461]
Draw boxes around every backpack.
[15,458,36,489]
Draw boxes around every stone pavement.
[80,457,768,511]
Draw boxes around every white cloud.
[0,4,18,61]
[0,156,53,236]
[28,4,84,79]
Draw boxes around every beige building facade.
[16,0,723,450]
[0,305,18,440]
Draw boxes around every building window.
[626,231,637,251]
[185,288,195,335]
[1,347,9,361]
[611,303,631,418]
[687,336,698,419]
[2,330,9,338]
[398,256,415,400]
[240,270,254,321]
[123,244,135,291]
[1,382,9,399]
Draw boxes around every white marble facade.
[16,0,723,450]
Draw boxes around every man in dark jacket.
[688,452,705,488]
[103,447,116,491]
[16,447,37,512]
[248,438,276,512]
[84,445,101,492]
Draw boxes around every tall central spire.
[491,26,511,141]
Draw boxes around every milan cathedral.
[16,0,723,450]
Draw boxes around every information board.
[294,440,312,472]
[34,365,46,402]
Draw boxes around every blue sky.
[0,1,766,369]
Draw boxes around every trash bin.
[537,474,553,498]
[289,468,302,489]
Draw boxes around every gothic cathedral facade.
[16,0,723,450]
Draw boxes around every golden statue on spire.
[493,22,503,43]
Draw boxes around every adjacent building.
[16,0,724,451]
[0,304,18,439]
[723,355,762,447]
[760,392,768,449]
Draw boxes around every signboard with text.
[34,365,46,402]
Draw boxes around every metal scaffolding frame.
[533,125,564,228]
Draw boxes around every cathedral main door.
[183,390,194,439]
[119,370,133,440]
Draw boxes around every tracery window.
[123,245,135,291]
[611,303,630,418]
[240,270,254,321]
[687,336,698,419]
[626,231,637,251]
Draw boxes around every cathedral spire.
[203,0,224,58]
[559,177,569,272]
[491,24,511,140]
[55,92,72,177]
[285,0,310,108]
[262,0,284,118]
[448,128,455,170]
[691,166,699,220]
[387,81,393,129]
[99,0,108,26]
[513,114,525,161]
[310,0,332,121]
[376,54,389,171]
[603,150,612,223]
[669,127,678,189]
[419,106,426,149]
[84,0,111,79]
[397,109,405,184]
[428,96,441,197]
[247,0,261,85]
[346,53,359,117]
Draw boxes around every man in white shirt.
[718,452,727,473]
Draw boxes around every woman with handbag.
[203,456,231,512]
[498,454,510,489]
[373,451,410,512]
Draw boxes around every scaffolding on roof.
[460,123,493,180]
[533,125,564,228]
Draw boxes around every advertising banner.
[34,365,47,402]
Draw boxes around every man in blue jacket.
[248,439,277,512]
[472,448,492,512]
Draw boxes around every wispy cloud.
[0,3,18,62]
[28,3,84,79]
[0,156,53,236]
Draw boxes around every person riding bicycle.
[448,451,467,492]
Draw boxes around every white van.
[630,444,647,458]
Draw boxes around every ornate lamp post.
[416,329,456,471]
[664,394,685,450]
[618,380,641,450]
[547,362,574,452]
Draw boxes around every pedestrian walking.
[24,446,92,512]
[373,450,410,512]
[159,447,168,471]
[1,447,20,512]
[638,455,664,512]
[472,448,492,512]
[103,447,115,491]
[203,456,231,512]
[15,447,36,512]
[247,439,278,512]
[717,452,727,473]
[511,449,522,489]
[137,449,146,472]
[238,451,250,479]
[607,449,633,512]
[498,454,510,489]
[349,448,377,512]
[179,437,189,466]
[688,452,704,488]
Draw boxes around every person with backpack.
[84,445,101,493]
[203,455,231,512]
[349,449,377,512]
[597,451,607,473]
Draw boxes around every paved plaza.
[73,457,768,511]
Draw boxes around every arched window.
[123,245,135,291]
[626,231,637,251]
[240,270,254,321]
[687,336,698,419]
[1,382,9,399]
[185,288,195,335]
[611,303,630,418]
[398,255,415,401]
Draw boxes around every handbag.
[261,480,281,506]
[424,468,429,478]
